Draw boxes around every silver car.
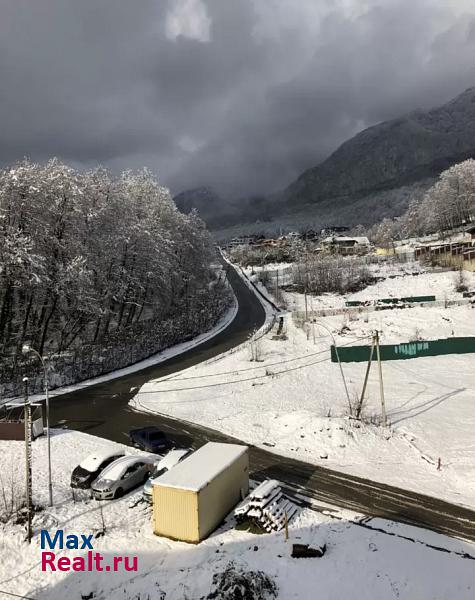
[91,455,156,500]
[143,448,192,501]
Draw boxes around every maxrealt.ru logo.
[40,530,138,573]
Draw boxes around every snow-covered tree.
[0,159,228,394]
[400,159,475,236]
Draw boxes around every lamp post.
[22,344,53,507]
[23,377,32,543]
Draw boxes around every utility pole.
[275,269,279,305]
[374,330,387,426]
[358,337,375,419]
[23,377,32,544]
[304,272,309,340]
[304,274,308,322]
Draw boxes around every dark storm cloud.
[0,0,474,198]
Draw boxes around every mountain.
[174,187,274,229]
[176,87,475,233]
[174,187,222,217]
[285,87,475,209]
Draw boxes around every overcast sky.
[1,0,475,198]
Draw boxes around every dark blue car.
[129,426,172,453]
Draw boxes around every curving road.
[51,263,475,543]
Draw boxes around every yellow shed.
[152,442,249,543]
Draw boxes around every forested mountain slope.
[286,87,475,208]
[176,87,475,233]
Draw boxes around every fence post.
[375,331,387,426]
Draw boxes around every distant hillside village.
[226,226,367,255]
[225,224,475,271]
[221,157,475,272]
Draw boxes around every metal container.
[152,442,249,543]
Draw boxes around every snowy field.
[283,263,475,312]
[0,430,474,600]
[132,267,475,508]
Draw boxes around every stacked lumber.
[234,479,298,532]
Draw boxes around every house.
[464,247,475,270]
[467,225,475,241]
[321,236,371,256]
[228,235,252,247]
[415,239,475,271]
[152,442,249,543]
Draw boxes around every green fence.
[345,300,370,307]
[331,336,475,362]
[345,295,435,308]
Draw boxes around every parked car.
[129,426,172,453]
[143,448,193,501]
[71,447,125,489]
[91,455,157,500]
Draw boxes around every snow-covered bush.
[293,256,373,295]
[454,268,469,293]
[205,562,278,600]
[0,468,25,524]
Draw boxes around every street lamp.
[22,343,53,507]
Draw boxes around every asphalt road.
[51,263,475,543]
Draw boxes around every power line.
[139,339,368,394]
[140,356,330,393]
[0,590,38,600]
[159,335,371,383]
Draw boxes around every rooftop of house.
[322,236,370,245]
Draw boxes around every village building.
[321,235,371,256]
[415,227,475,271]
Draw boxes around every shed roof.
[322,236,370,245]
[152,442,248,492]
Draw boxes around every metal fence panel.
[331,337,475,362]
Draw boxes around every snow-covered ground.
[1,430,474,600]
[284,263,475,312]
[132,267,475,508]
[307,303,475,344]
